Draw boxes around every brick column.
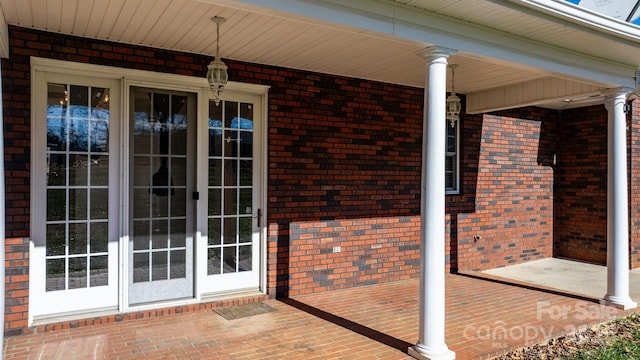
[409,47,456,360]
[601,88,637,310]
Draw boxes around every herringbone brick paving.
[4,274,635,359]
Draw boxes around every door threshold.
[200,288,264,302]
[32,306,120,327]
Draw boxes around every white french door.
[198,94,263,295]
[128,87,197,305]
[31,73,120,317]
[31,59,267,320]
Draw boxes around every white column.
[601,88,637,310]
[408,47,456,360]
[0,59,5,352]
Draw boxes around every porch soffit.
[1,0,640,111]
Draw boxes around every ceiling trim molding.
[223,0,636,88]
[30,57,270,94]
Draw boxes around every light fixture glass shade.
[446,93,461,128]
[207,55,228,105]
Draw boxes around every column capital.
[603,87,632,111]
[416,46,457,62]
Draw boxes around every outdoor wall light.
[207,16,228,105]
[446,64,462,128]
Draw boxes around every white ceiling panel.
[107,0,143,42]
[1,0,640,111]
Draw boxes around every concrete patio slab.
[481,257,640,303]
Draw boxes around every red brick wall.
[260,67,428,297]
[1,25,576,332]
[554,105,608,264]
[630,101,640,268]
[451,109,557,271]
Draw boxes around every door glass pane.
[68,257,88,289]
[208,218,221,246]
[68,223,87,255]
[90,255,109,287]
[133,220,150,250]
[208,189,221,215]
[240,132,252,158]
[152,220,168,249]
[239,217,252,243]
[171,219,186,247]
[170,250,186,279]
[171,95,188,155]
[46,224,66,256]
[90,222,108,253]
[130,89,190,291]
[224,130,238,159]
[90,155,109,186]
[208,248,221,275]
[47,154,67,186]
[69,189,87,220]
[224,189,237,215]
[239,160,252,187]
[223,247,236,274]
[224,217,237,245]
[239,245,252,272]
[90,189,109,219]
[46,259,65,291]
[209,129,222,157]
[90,120,109,152]
[69,154,88,186]
[171,189,187,217]
[152,251,168,281]
[207,99,255,276]
[69,119,89,152]
[133,253,149,283]
[47,189,66,221]
[240,189,252,214]
[209,159,222,186]
[45,82,111,292]
[224,102,238,128]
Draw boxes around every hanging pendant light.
[446,64,462,128]
[206,16,228,105]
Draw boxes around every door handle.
[256,209,262,227]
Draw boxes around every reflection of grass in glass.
[69,189,88,220]
[46,224,66,256]
[89,222,109,253]
[46,258,65,291]
[239,217,252,243]
[47,189,66,221]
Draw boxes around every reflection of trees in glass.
[47,106,110,152]
[45,84,112,292]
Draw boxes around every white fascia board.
[391,10,635,88]
[0,5,8,59]
[222,0,636,88]
[501,0,640,42]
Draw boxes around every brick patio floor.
[4,273,636,359]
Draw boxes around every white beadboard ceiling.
[2,0,640,111]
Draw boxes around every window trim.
[445,119,460,195]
